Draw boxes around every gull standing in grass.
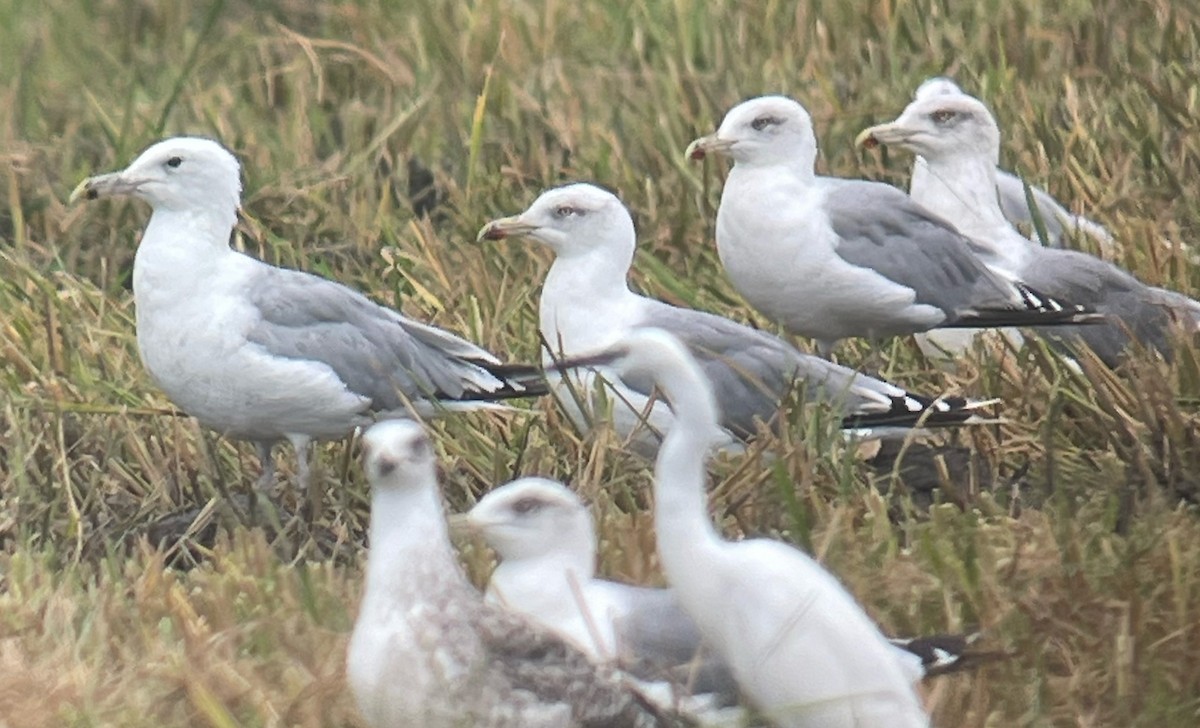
[469,477,986,693]
[346,421,684,728]
[570,329,930,727]
[857,89,1200,366]
[478,183,989,453]
[910,77,1113,249]
[686,95,1099,358]
[71,137,545,492]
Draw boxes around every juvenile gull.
[911,77,1113,248]
[346,420,685,728]
[686,95,1099,357]
[478,183,989,452]
[70,137,545,491]
[575,329,931,727]
[858,90,1200,366]
[469,477,984,689]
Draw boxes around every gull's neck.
[488,545,596,619]
[141,204,238,257]
[910,151,1011,239]
[133,206,238,304]
[911,150,1034,273]
[652,364,725,589]
[540,244,640,357]
[363,483,462,606]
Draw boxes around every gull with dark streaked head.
[858,89,1200,365]
[907,77,1113,248]
[71,137,545,492]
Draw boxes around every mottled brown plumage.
[346,420,689,728]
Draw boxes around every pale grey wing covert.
[821,180,1020,317]
[611,586,740,702]
[995,172,1073,245]
[629,303,866,439]
[630,302,961,436]
[245,267,514,410]
[1019,248,1183,365]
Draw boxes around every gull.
[467,476,739,704]
[346,420,685,728]
[70,137,545,491]
[570,329,931,727]
[685,95,1099,357]
[478,183,990,452]
[911,77,1113,248]
[857,89,1200,366]
[468,477,986,695]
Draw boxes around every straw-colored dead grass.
[2,0,1198,724]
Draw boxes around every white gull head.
[72,136,242,216]
[468,477,594,564]
[689,95,819,170]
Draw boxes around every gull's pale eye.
[930,110,957,124]
[554,205,580,218]
[165,156,183,168]
[511,498,543,515]
[751,115,783,131]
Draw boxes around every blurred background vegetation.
[1,0,1198,725]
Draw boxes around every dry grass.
[1,0,1199,725]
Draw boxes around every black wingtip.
[840,394,990,431]
[949,284,1105,328]
[890,632,1011,678]
[447,361,551,401]
[948,306,1105,328]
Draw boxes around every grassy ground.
[2,0,1199,725]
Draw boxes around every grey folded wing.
[995,172,1111,247]
[633,302,903,438]
[612,585,740,703]
[823,180,1020,316]
[1020,248,1182,364]
[245,266,515,411]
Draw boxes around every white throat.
[911,152,1011,239]
[540,246,641,358]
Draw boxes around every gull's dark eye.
[375,458,397,477]
[930,110,957,124]
[511,498,543,515]
[408,436,430,460]
[554,205,580,218]
[166,156,183,168]
[751,115,783,131]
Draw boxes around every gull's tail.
[948,283,1105,328]
[840,394,998,432]
[889,631,1009,678]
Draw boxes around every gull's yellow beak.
[685,134,735,161]
[68,171,138,204]
[476,216,540,242]
[855,122,910,150]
